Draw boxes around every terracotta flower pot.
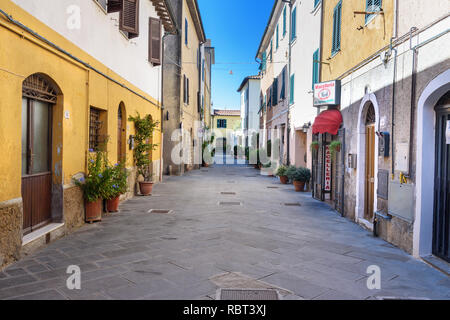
[202,161,210,167]
[139,181,153,196]
[85,199,102,223]
[279,176,289,184]
[293,180,306,192]
[335,145,341,152]
[107,196,120,212]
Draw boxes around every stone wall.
[63,186,84,233]
[0,199,22,269]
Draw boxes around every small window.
[331,1,342,55]
[94,0,108,12]
[365,0,382,24]
[89,107,107,151]
[217,119,227,128]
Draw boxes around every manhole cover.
[284,203,301,207]
[217,289,280,300]
[267,186,279,189]
[220,192,236,195]
[148,209,174,214]
[218,202,241,206]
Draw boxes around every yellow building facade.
[0,0,173,268]
[211,110,242,143]
[321,0,394,81]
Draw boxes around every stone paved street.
[0,164,449,300]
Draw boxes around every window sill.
[364,14,380,27]
[290,37,297,46]
[93,0,108,14]
[330,49,340,59]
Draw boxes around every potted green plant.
[285,165,298,184]
[329,140,341,157]
[275,165,289,184]
[310,141,320,151]
[104,162,128,212]
[128,113,159,196]
[292,167,311,192]
[74,150,108,223]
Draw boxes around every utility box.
[378,132,390,157]
[395,143,409,172]
[388,181,415,222]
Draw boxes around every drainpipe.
[390,36,398,178]
[286,0,293,166]
[406,28,418,180]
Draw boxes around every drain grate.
[218,201,241,206]
[217,289,280,300]
[267,186,279,189]
[148,209,174,214]
[284,203,301,207]
[220,192,236,195]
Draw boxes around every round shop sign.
[319,88,331,101]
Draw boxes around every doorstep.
[22,222,65,255]
[422,255,450,276]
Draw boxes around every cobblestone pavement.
[1,164,449,300]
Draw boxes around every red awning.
[312,109,343,135]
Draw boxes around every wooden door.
[364,124,375,221]
[21,98,52,234]
[433,95,450,262]
[117,106,124,162]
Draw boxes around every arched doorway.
[364,103,376,221]
[355,93,379,229]
[433,91,450,262]
[414,69,450,258]
[117,103,126,163]
[21,74,61,234]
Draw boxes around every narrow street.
[0,164,449,300]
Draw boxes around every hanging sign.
[446,120,450,144]
[324,145,332,192]
[314,80,341,107]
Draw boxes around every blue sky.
[197,0,273,110]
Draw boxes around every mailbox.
[378,132,390,157]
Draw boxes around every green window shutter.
[272,78,278,105]
[276,25,279,49]
[332,1,342,55]
[261,52,267,72]
[366,0,382,24]
[185,18,188,45]
[289,74,295,105]
[283,7,287,36]
[312,49,319,89]
[291,7,297,42]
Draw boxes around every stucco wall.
[321,0,394,81]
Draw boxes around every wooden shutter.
[149,18,161,65]
[272,78,278,106]
[332,1,341,54]
[107,0,122,13]
[120,0,139,38]
[183,75,186,103]
[312,49,319,89]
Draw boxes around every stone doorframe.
[355,93,380,230]
[413,69,450,258]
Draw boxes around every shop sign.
[324,145,331,192]
[314,80,341,107]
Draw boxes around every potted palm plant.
[292,167,311,192]
[104,162,128,212]
[74,150,108,223]
[128,113,159,196]
[275,165,289,184]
